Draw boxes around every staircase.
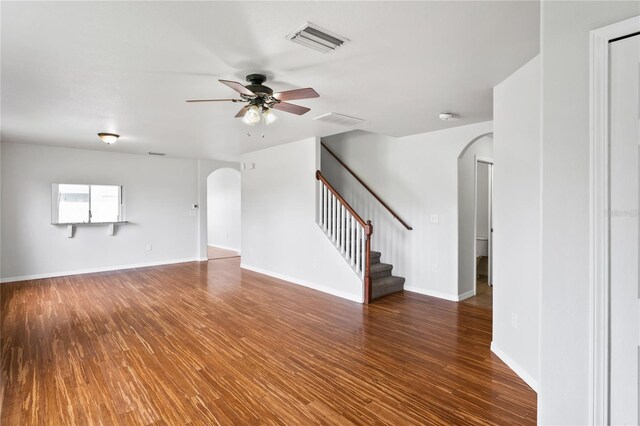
[316,169,406,303]
[369,251,405,299]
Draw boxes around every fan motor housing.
[245,74,273,96]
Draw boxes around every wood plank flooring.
[207,246,240,260]
[1,258,536,425]
[461,277,493,310]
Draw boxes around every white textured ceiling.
[1,1,539,161]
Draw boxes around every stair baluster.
[316,171,373,302]
[322,185,327,231]
[316,168,404,303]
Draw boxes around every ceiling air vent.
[148,151,166,156]
[314,113,365,127]
[287,22,348,53]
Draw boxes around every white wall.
[207,168,241,251]
[539,2,640,424]
[493,55,541,392]
[457,136,493,298]
[1,142,237,280]
[240,137,363,302]
[322,122,493,301]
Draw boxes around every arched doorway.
[206,168,241,260]
[458,133,493,308]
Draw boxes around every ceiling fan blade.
[234,105,250,118]
[272,102,311,115]
[219,79,256,96]
[185,98,243,103]
[273,88,319,101]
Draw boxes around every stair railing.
[316,170,372,303]
[321,142,413,231]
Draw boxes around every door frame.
[589,15,640,425]
[473,155,494,295]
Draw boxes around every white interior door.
[609,32,640,425]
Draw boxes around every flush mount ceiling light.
[97,132,119,144]
[439,112,461,121]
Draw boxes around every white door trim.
[589,16,640,425]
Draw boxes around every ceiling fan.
[186,74,319,126]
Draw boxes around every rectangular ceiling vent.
[314,112,366,127]
[148,151,166,156]
[287,22,348,53]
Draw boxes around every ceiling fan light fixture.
[262,108,278,125]
[97,132,119,144]
[242,105,261,125]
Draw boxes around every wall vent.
[314,112,365,127]
[287,22,348,53]
[148,151,166,156]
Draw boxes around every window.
[52,184,123,224]
[90,185,120,223]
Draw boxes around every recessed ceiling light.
[439,112,461,121]
[97,132,119,144]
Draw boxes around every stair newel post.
[364,220,373,304]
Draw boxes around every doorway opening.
[206,168,241,260]
[457,133,493,309]
[471,158,493,309]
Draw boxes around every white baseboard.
[1,257,203,283]
[207,243,240,253]
[240,263,362,303]
[490,342,538,392]
[457,290,475,301]
[404,286,460,302]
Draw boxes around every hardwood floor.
[1,258,536,425]
[461,277,493,310]
[207,246,240,260]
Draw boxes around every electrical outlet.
[146,244,152,252]
[432,264,438,273]
[511,313,518,329]
[430,214,439,223]
[313,259,318,268]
